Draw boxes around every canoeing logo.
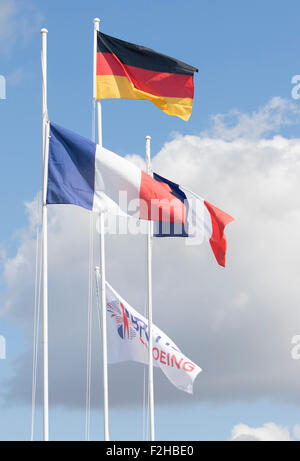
[107,300,137,340]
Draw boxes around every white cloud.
[3,97,300,409]
[230,422,292,441]
[0,0,43,54]
[202,97,300,141]
[232,292,249,309]
[293,424,300,440]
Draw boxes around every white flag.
[105,281,201,394]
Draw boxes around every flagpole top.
[94,18,100,25]
[145,136,151,141]
[40,28,48,34]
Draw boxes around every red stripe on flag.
[97,52,194,99]
[204,201,234,267]
[139,171,186,223]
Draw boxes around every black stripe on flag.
[97,32,198,76]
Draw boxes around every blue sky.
[1,0,300,243]
[1,0,300,441]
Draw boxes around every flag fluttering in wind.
[105,280,201,394]
[96,32,198,121]
[47,122,185,222]
[153,173,234,267]
[47,123,233,266]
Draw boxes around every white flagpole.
[41,27,49,442]
[145,135,155,441]
[93,17,110,442]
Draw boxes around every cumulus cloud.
[293,424,300,440]
[230,422,293,441]
[202,97,300,141]
[0,0,43,54]
[2,97,300,410]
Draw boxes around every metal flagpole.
[41,27,49,442]
[145,135,155,441]
[93,17,110,442]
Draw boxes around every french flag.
[152,173,234,267]
[47,123,233,266]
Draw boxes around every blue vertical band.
[47,123,96,210]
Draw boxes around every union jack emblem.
[107,300,137,340]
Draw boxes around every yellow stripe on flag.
[96,75,193,121]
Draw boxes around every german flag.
[96,32,198,121]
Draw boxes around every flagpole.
[41,27,49,442]
[94,17,110,442]
[146,135,155,441]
